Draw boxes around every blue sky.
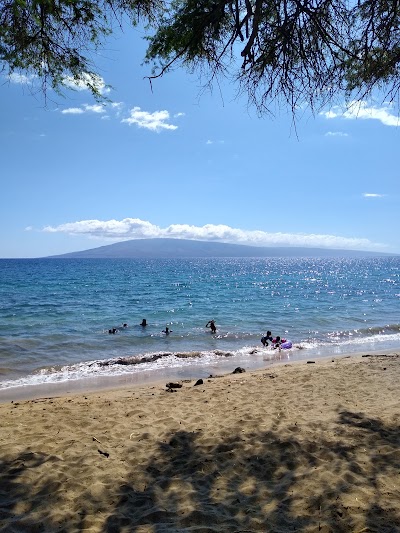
[1,27,400,258]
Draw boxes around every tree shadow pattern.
[1,409,400,532]
[102,407,400,532]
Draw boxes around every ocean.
[0,257,399,398]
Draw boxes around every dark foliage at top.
[2,0,400,112]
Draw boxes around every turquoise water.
[0,257,399,391]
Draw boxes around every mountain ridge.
[47,238,394,258]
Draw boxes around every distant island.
[47,238,394,259]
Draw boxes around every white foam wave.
[0,348,246,390]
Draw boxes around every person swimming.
[140,319,147,327]
[162,326,172,335]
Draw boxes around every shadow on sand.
[1,408,400,532]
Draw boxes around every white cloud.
[321,100,400,126]
[83,104,106,113]
[61,103,106,115]
[110,102,123,117]
[121,107,178,132]
[62,73,111,95]
[41,218,385,251]
[61,107,85,114]
[58,102,181,132]
[8,72,36,84]
[7,71,113,100]
[363,193,385,198]
[206,139,225,145]
[325,131,349,137]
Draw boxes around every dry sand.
[1,353,400,532]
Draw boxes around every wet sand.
[1,352,399,532]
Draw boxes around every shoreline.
[0,346,399,404]
[1,351,399,531]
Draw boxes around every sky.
[1,26,400,258]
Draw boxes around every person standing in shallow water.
[206,320,217,333]
[162,326,172,335]
[261,331,273,347]
[140,319,147,327]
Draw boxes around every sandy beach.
[1,353,400,532]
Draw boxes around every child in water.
[261,331,273,346]
[272,336,282,350]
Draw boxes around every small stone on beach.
[166,382,182,389]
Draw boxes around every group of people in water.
[108,324,128,334]
[109,319,217,336]
[261,331,286,350]
[108,321,289,349]
[109,319,152,334]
